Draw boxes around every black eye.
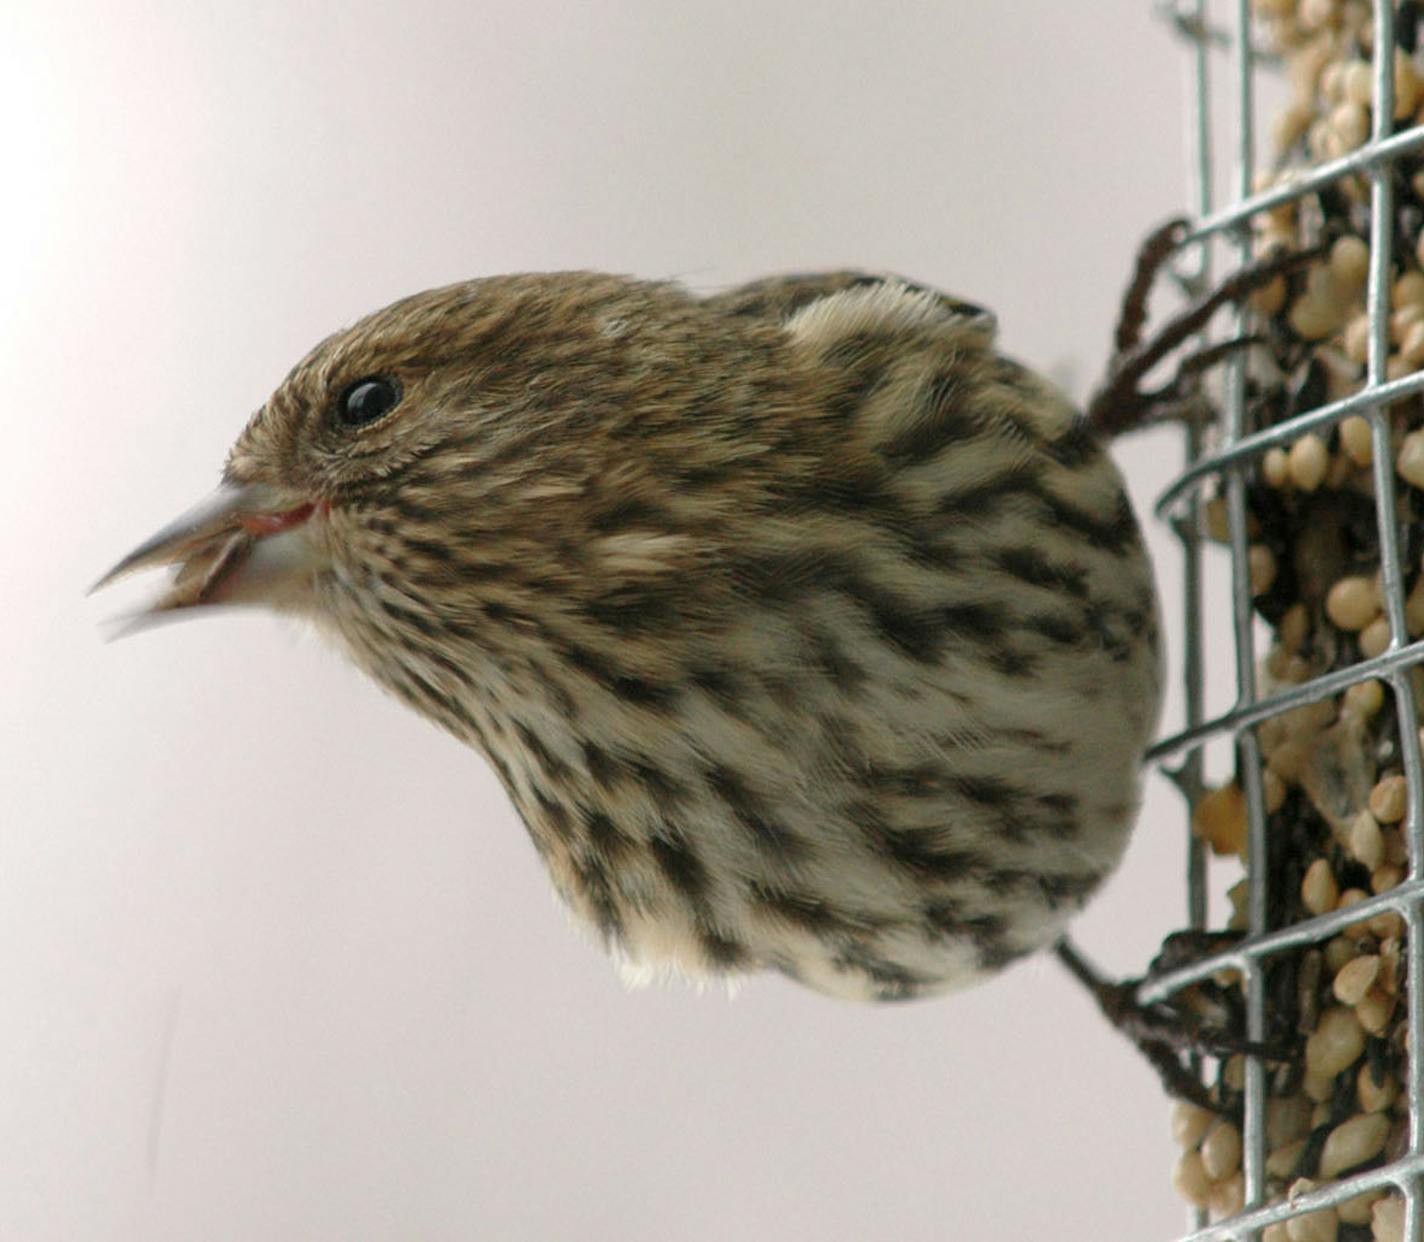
[336,376,402,428]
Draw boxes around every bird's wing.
[703,271,996,335]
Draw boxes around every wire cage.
[1150,1,1424,1238]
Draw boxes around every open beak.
[91,481,323,630]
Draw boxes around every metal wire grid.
[1146,2,1424,1238]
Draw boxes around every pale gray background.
[5,3,1250,1240]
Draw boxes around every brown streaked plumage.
[98,269,1161,1002]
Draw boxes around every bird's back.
[466,272,1164,1001]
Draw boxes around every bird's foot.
[1084,218,1324,438]
[1055,935,1291,1116]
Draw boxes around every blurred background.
[4,3,1246,1239]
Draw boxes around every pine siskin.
[97,269,1163,1003]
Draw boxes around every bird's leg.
[1085,226,1325,438]
[1054,936,1288,1113]
[1054,938,1221,1111]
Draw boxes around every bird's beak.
[91,481,324,629]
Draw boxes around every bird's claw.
[1055,936,1292,1115]
[1084,219,1325,438]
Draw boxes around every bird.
[96,267,1163,1004]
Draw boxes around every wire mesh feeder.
[1148,1,1424,1238]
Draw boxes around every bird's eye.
[336,376,402,428]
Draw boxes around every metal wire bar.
[1358,17,1424,1242]
[1142,880,1422,1000]
[1182,125,1424,244]
[1181,0,1213,940]
[1221,6,1272,1221]
[1148,636,1424,763]
[1174,1157,1424,1242]
[1155,367,1424,519]
[1174,24,1214,1232]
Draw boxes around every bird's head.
[94,272,805,726]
